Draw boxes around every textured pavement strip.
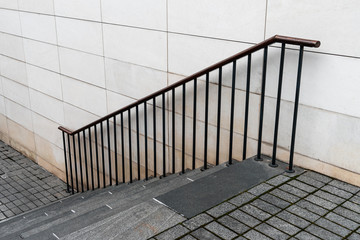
[151,168,360,240]
[0,141,70,221]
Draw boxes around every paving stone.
[267,216,301,235]
[305,195,337,210]
[315,217,351,237]
[248,183,273,196]
[279,184,308,198]
[260,193,291,209]
[250,199,281,215]
[3,210,14,217]
[322,185,353,199]
[287,205,321,222]
[343,201,360,214]
[329,180,360,194]
[305,224,342,240]
[288,180,316,193]
[350,195,360,204]
[0,212,6,220]
[348,232,360,240]
[229,192,256,206]
[218,215,249,234]
[205,221,237,240]
[325,212,359,230]
[156,224,189,240]
[255,223,289,240]
[314,190,345,204]
[206,202,236,218]
[295,231,321,240]
[243,230,271,240]
[334,206,360,223]
[179,235,196,240]
[234,237,246,240]
[270,188,299,203]
[266,175,290,186]
[183,213,213,230]
[240,204,271,221]
[190,228,221,240]
[357,228,360,233]
[296,200,328,215]
[229,210,260,227]
[297,175,325,188]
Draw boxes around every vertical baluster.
[287,45,304,173]
[243,54,252,160]
[144,102,148,180]
[107,119,112,186]
[100,122,106,187]
[88,128,94,190]
[113,116,118,185]
[136,105,140,180]
[271,43,286,167]
[61,132,70,193]
[82,130,89,190]
[228,61,237,165]
[128,109,133,183]
[215,68,222,166]
[162,93,166,177]
[67,134,74,194]
[181,83,186,174]
[172,88,175,174]
[256,47,268,161]
[120,113,125,183]
[94,124,100,189]
[203,73,210,170]
[77,134,84,192]
[192,78,197,169]
[72,135,79,191]
[153,97,157,177]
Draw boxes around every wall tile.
[4,98,33,130]
[0,95,5,114]
[0,0,18,10]
[59,47,105,87]
[29,89,64,124]
[0,55,27,85]
[56,17,103,55]
[106,90,134,113]
[54,0,101,21]
[103,24,167,71]
[102,0,167,30]
[0,77,3,96]
[168,0,266,42]
[0,33,25,61]
[23,38,59,72]
[0,9,21,35]
[168,33,252,77]
[7,119,36,154]
[27,64,62,100]
[266,0,360,57]
[32,113,62,148]
[105,58,167,99]
[2,77,30,108]
[19,12,57,44]
[62,75,107,116]
[63,103,99,130]
[18,0,54,15]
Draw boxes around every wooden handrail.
[59,35,320,135]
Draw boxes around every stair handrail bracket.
[58,35,320,193]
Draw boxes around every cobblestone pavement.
[0,141,70,221]
[151,170,360,240]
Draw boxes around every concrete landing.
[155,157,284,218]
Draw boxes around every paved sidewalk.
[0,141,70,221]
[151,169,360,239]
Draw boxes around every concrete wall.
[0,0,359,185]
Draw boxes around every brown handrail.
[59,35,320,135]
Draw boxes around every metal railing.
[59,35,320,193]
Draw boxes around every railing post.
[120,113,125,183]
[270,43,286,167]
[67,134,74,194]
[128,109,133,183]
[144,102,148,180]
[78,133,84,192]
[136,105,140,180]
[100,122,106,187]
[255,47,268,161]
[72,135,79,191]
[287,45,304,173]
[203,73,210,170]
[61,131,70,193]
[192,78,197,170]
[88,128,94,190]
[172,88,176,174]
[107,119,112,186]
[153,97,157,177]
[94,124,100,188]
[181,83,186,174]
[228,61,237,165]
[82,130,89,190]
[243,54,251,160]
[162,93,166,177]
[113,116,118,185]
[215,67,222,166]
